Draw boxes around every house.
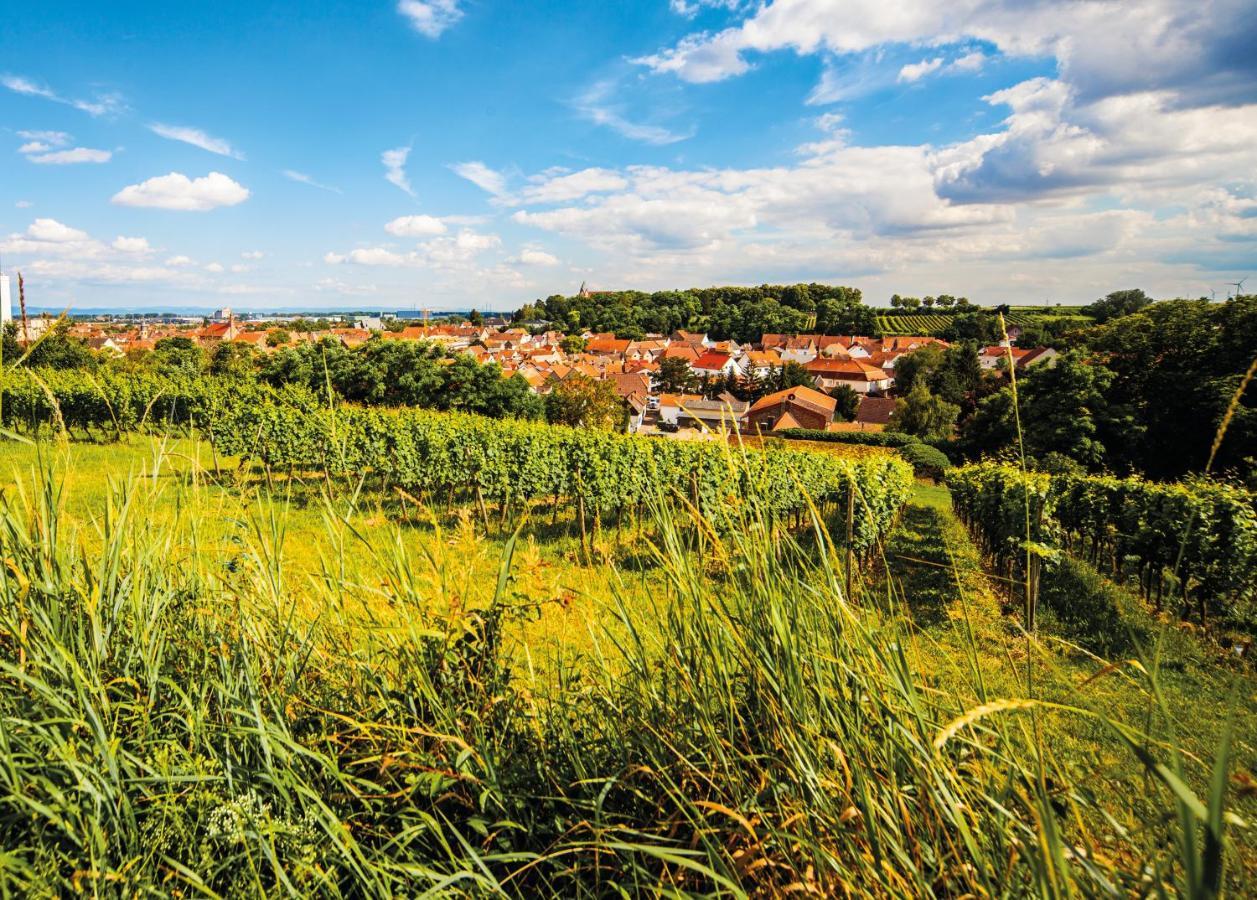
[745,386,837,433]
[849,396,898,432]
[979,345,1058,370]
[780,336,818,365]
[603,371,652,402]
[738,349,783,379]
[804,358,893,394]
[692,350,744,379]
[586,336,632,356]
[657,393,748,431]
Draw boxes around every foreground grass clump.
[0,454,1246,895]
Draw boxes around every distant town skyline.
[3,0,1255,311]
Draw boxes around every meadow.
[0,431,1252,896]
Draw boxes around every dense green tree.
[656,356,699,394]
[2,321,97,370]
[1083,288,1151,324]
[832,385,860,421]
[209,341,256,379]
[544,374,623,430]
[940,310,1001,344]
[152,337,204,378]
[777,361,814,391]
[560,335,586,354]
[894,382,960,441]
[468,309,484,327]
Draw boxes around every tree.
[152,337,204,378]
[777,361,814,391]
[468,309,484,327]
[209,341,256,379]
[560,335,586,355]
[2,321,97,370]
[656,356,698,394]
[940,310,1001,344]
[831,385,860,421]
[1084,288,1151,324]
[893,345,946,395]
[894,381,960,441]
[544,374,624,430]
[266,329,291,348]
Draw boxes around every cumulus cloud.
[511,248,560,266]
[516,168,630,205]
[635,0,1257,108]
[165,255,195,267]
[112,236,152,253]
[898,57,943,83]
[382,146,415,196]
[385,214,448,236]
[111,172,250,211]
[397,0,463,38]
[326,229,502,269]
[148,123,244,159]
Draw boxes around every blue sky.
[3,0,1255,311]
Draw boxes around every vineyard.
[0,368,914,554]
[877,310,1093,336]
[948,461,1257,624]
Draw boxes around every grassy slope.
[2,438,1252,891]
[876,482,1257,884]
[0,436,648,673]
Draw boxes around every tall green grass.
[0,446,1244,896]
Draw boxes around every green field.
[0,434,1252,895]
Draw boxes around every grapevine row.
[948,462,1257,621]
[1,369,914,553]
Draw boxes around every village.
[36,305,1060,439]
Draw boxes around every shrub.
[899,441,952,480]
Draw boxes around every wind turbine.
[1229,276,1248,298]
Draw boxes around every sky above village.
[2,0,1255,312]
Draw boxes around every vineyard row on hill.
[876,312,1092,335]
[0,369,914,553]
[948,462,1257,621]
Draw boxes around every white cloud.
[148,123,244,159]
[450,161,509,196]
[111,171,250,211]
[511,248,560,266]
[26,147,112,165]
[899,57,943,83]
[397,0,463,38]
[230,264,249,273]
[282,169,342,193]
[165,255,195,267]
[385,214,448,236]
[382,146,415,196]
[573,80,694,145]
[327,229,502,270]
[15,200,32,209]
[951,50,987,72]
[112,236,152,253]
[28,219,90,243]
[517,168,630,205]
[17,130,71,146]
[634,0,1257,108]
[241,250,265,259]
[18,142,51,154]
[205,262,225,273]
[2,75,124,116]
